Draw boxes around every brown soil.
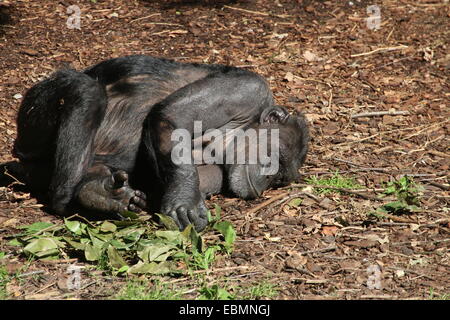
[0,0,449,300]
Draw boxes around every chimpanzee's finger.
[187,208,208,232]
[128,203,141,213]
[135,190,147,200]
[176,206,191,230]
[131,195,147,209]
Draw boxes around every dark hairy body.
[10,55,309,231]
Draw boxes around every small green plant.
[187,206,236,270]
[306,172,363,194]
[198,284,235,300]
[376,176,423,215]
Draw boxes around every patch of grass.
[0,262,9,300]
[428,288,450,300]
[115,280,185,300]
[243,281,279,299]
[305,172,363,194]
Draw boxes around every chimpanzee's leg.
[142,69,273,231]
[14,70,106,214]
[15,69,147,218]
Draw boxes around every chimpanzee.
[11,55,309,231]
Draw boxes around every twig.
[28,281,57,295]
[427,150,450,158]
[246,192,289,216]
[18,270,45,278]
[373,212,417,223]
[151,29,187,36]
[129,13,160,23]
[190,265,252,275]
[3,167,25,186]
[298,246,336,256]
[65,214,98,228]
[391,239,450,246]
[351,110,410,119]
[351,45,408,57]
[282,183,382,201]
[423,181,450,191]
[400,119,449,141]
[144,22,184,27]
[41,258,79,264]
[361,295,395,299]
[294,76,333,88]
[223,5,291,18]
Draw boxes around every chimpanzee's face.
[226,107,309,199]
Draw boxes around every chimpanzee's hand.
[77,170,147,219]
[161,183,208,231]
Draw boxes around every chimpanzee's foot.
[76,170,147,219]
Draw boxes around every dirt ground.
[0,0,449,300]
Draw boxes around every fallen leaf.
[321,225,338,236]
[344,240,378,248]
[303,50,321,62]
[284,71,294,82]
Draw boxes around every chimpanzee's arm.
[142,69,273,231]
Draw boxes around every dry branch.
[351,45,408,57]
[223,5,291,18]
[351,110,410,119]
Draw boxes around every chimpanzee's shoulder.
[83,55,259,85]
[83,55,180,84]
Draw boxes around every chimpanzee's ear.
[260,106,290,124]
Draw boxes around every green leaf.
[107,245,127,269]
[155,213,179,230]
[19,222,55,233]
[23,238,61,258]
[85,243,101,261]
[187,225,203,253]
[122,229,146,243]
[100,221,117,233]
[155,230,182,243]
[62,237,86,251]
[88,228,110,245]
[109,239,130,250]
[8,239,22,247]
[198,285,234,300]
[208,204,222,223]
[288,198,302,208]
[213,221,236,248]
[64,220,83,235]
[138,243,176,262]
[119,210,139,220]
[383,200,406,211]
[116,265,129,274]
[24,238,59,254]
